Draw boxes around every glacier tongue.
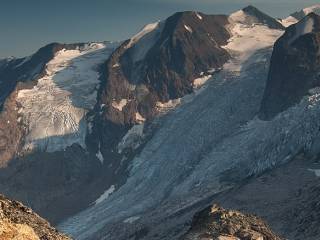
[58,23,292,240]
[16,42,118,153]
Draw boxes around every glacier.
[58,18,310,240]
[16,42,118,153]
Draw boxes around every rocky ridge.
[0,194,70,240]
[183,205,283,240]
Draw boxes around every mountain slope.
[2,5,320,240]
[0,41,120,224]
[86,11,232,170]
[58,7,288,240]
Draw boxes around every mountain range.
[1,4,320,240]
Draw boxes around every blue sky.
[1,0,320,58]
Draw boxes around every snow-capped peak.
[282,4,320,27]
[229,6,284,30]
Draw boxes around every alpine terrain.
[1,3,320,240]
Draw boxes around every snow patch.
[195,12,203,20]
[96,144,104,164]
[112,63,120,68]
[126,21,163,63]
[111,99,128,111]
[281,16,299,27]
[118,124,144,154]
[229,10,247,24]
[135,112,146,123]
[193,75,212,88]
[94,185,116,205]
[308,169,320,177]
[123,216,140,224]
[184,24,193,33]
[156,99,181,113]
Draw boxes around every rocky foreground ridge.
[0,194,70,240]
[183,205,283,240]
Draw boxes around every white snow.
[156,99,181,113]
[289,16,314,44]
[96,144,104,164]
[184,24,193,33]
[117,124,145,154]
[281,16,299,27]
[195,12,203,20]
[126,22,160,49]
[308,168,320,177]
[126,21,164,63]
[123,216,140,224]
[112,63,120,68]
[135,112,146,123]
[193,75,212,88]
[16,42,118,153]
[111,99,128,111]
[94,185,115,205]
[229,10,247,24]
[223,16,284,72]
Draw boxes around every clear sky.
[1,0,320,58]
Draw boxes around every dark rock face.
[102,11,231,118]
[260,13,320,120]
[183,205,283,240]
[0,194,71,240]
[242,5,285,30]
[88,11,231,168]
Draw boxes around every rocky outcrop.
[260,13,320,119]
[183,205,283,240]
[0,194,70,240]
